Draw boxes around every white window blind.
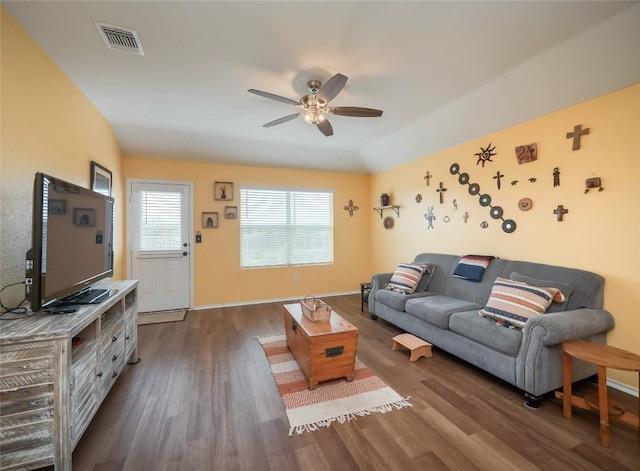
[138,190,182,251]
[240,188,333,268]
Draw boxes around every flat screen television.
[28,172,115,312]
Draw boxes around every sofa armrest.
[525,308,615,347]
[369,273,393,314]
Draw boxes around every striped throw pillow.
[385,264,425,294]
[479,277,566,329]
[453,255,495,282]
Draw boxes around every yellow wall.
[0,9,125,304]
[370,83,640,389]
[124,159,372,306]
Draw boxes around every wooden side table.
[360,282,371,312]
[559,340,640,447]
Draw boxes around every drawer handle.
[291,320,297,332]
[125,336,130,340]
[112,355,118,362]
[111,372,118,378]
[112,336,118,342]
[325,346,344,357]
[97,372,103,377]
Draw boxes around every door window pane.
[139,191,182,251]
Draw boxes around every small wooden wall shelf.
[373,205,400,218]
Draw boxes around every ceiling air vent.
[94,21,144,55]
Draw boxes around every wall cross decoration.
[342,199,359,217]
[554,205,569,221]
[493,171,504,190]
[424,171,432,186]
[436,182,447,204]
[462,211,469,223]
[566,124,590,150]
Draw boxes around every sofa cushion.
[374,288,432,312]
[385,263,425,293]
[479,277,566,329]
[453,255,496,282]
[405,295,483,329]
[509,272,574,313]
[449,311,522,357]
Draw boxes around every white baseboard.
[608,378,639,398]
[194,290,358,311]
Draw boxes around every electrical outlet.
[294,273,300,281]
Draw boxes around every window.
[138,190,183,251]
[240,187,333,268]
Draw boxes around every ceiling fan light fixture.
[303,107,327,124]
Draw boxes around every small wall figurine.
[424,207,436,229]
[553,167,560,187]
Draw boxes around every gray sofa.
[369,253,615,407]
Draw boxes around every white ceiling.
[4,1,640,173]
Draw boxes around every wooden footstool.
[392,333,432,361]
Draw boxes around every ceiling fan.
[248,73,383,137]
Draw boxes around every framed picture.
[224,206,237,219]
[49,199,67,215]
[73,208,96,227]
[214,181,233,201]
[90,161,112,196]
[202,211,219,228]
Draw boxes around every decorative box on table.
[300,295,332,322]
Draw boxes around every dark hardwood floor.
[72,295,640,470]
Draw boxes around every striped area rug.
[257,334,411,436]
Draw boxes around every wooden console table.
[558,340,640,447]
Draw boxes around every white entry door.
[129,180,192,313]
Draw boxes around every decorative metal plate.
[502,219,516,233]
[490,206,503,219]
[479,194,491,207]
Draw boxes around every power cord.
[0,281,32,320]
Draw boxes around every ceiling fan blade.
[263,113,300,128]
[317,119,333,137]
[316,73,348,104]
[331,107,383,117]
[248,89,300,106]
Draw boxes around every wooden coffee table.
[283,303,358,390]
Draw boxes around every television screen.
[29,172,114,312]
